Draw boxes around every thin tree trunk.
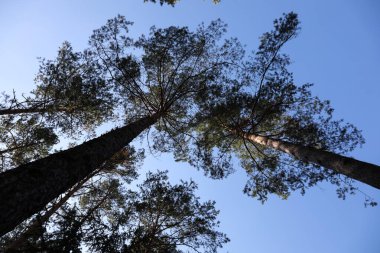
[76,186,113,228]
[5,168,99,251]
[241,131,380,189]
[0,114,159,236]
[0,142,40,156]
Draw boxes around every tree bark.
[0,114,159,236]
[5,169,99,251]
[241,131,380,189]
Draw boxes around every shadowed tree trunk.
[0,113,159,236]
[5,168,100,251]
[240,131,380,189]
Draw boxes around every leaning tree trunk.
[5,168,99,251]
[0,114,159,236]
[241,131,380,190]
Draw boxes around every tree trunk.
[5,169,99,251]
[0,114,159,236]
[241,132,380,189]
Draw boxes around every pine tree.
[0,16,242,236]
[1,13,379,238]
[185,13,379,203]
[2,146,141,251]
[2,171,228,253]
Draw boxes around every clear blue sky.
[0,1,379,252]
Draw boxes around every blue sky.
[0,1,379,252]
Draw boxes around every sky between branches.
[0,1,379,252]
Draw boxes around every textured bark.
[0,114,159,236]
[5,169,98,251]
[242,132,380,189]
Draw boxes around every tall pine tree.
[0,13,379,237]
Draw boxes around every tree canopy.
[179,12,375,203]
[2,170,228,252]
[0,12,379,239]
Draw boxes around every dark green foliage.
[86,15,239,122]
[0,41,116,171]
[0,114,58,171]
[0,145,141,251]
[85,15,243,167]
[0,15,245,237]
[0,12,376,242]
[178,13,367,202]
[123,171,228,253]
[7,171,228,252]
[0,42,116,135]
[33,41,116,133]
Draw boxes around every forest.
[0,1,379,252]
